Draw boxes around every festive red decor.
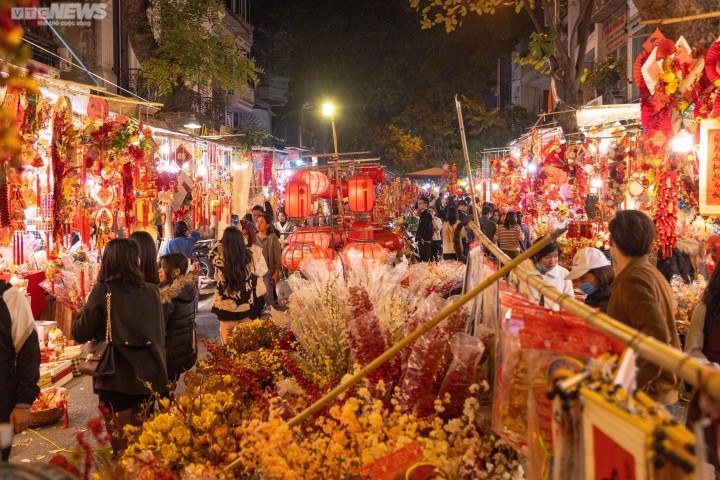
[348,221,374,241]
[347,175,376,212]
[373,229,403,252]
[359,165,384,184]
[317,180,349,200]
[284,179,311,218]
[343,240,386,263]
[281,242,327,270]
[287,227,332,250]
[298,170,330,196]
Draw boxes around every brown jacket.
[606,256,680,406]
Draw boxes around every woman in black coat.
[73,239,167,456]
[158,253,198,387]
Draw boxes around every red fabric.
[0,271,47,317]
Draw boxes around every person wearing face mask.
[564,247,615,313]
[513,239,574,311]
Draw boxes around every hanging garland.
[51,97,77,247]
[654,167,679,259]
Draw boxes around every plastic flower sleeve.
[437,332,484,419]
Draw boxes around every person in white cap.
[565,247,615,313]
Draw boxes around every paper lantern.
[298,170,329,196]
[287,227,332,250]
[317,180,349,200]
[347,175,376,212]
[281,242,327,271]
[359,165,384,184]
[342,240,386,263]
[284,179,311,219]
[373,229,403,252]
[348,221,374,241]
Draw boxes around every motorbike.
[192,239,216,279]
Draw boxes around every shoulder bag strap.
[105,286,112,343]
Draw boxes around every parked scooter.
[192,239,216,279]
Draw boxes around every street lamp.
[322,101,339,159]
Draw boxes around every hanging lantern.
[359,165,384,184]
[317,180,349,200]
[373,229,403,252]
[284,179,311,219]
[348,221,374,241]
[287,226,332,250]
[347,175,376,212]
[298,170,330,196]
[281,242,327,271]
[342,240,387,264]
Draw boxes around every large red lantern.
[299,170,330,196]
[317,180,349,200]
[373,229,403,252]
[287,227,332,250]
[359,165,384,184]
[348,221,374,241]
[284,179,311,219]
[342,240,387,264]
[282,242,327,270]
[347,175,376,212]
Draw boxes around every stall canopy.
[404,167,446,179]
[576,104,640,129]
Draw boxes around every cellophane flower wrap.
[41,249,99,312]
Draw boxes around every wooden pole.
[639,10,720,26]
[223,227,566,473]
[465,222,720,403]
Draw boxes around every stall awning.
[404,167,446,179]
[576,104,640,129]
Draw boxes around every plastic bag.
[438,332,484,419]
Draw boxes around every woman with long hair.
[210,227,267,343]
[255,214,282,314]
[158,253,197,389]
[441,206,464,260]
[685,265,720,471]
[129,230,160,284]
[493,212,525,259]
[73,239,167,456]
[273,211,294,248]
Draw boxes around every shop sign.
[699,118,720,215]
[602,9,626,54]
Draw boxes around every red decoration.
[281,242,327,271]
[287,227,332,250]
[173,145,192,168]
[359,165,385,184]
[317,180,349,200]
[284,179,311,219]
[343,240,386,263]
[348,221,374,241]
[373,229,403,252]
[297,170,330,196]
[86,97,109,121]
[347,175,376,212]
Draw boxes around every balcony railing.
[115,68,160,102]
[192,94,227,124]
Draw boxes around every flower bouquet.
[41,249,99,312]
[672,276,705,338]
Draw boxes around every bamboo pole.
[223,227,567,473]
[639,10,720,26]
[454,94,480,225]
[466,222,720,401]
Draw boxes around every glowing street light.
[322,101,339,160]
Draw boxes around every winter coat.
[606,256,680,406]
[159,273,197,380]
[584,285,612,313]
[73,281,168,396]
[260,232,282,275]
[210,242,264,320]
[0,281,40,421]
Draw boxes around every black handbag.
[78,290,115,377]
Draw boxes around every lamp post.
[322,101,339,159]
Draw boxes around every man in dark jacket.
[0,281,40,461]
[607,210,681,410]
[479,206,497,241]
[416,197,434,262]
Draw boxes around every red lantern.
[347,175,376,212]
[287,227,332,250]
[298,170,330,196]
[317,180,349,200]
[348,221,374,241]
[318,225,345,249]
[284,179,311,219]
[281,242,327,270]
[373,229,403,252]
[342,240,387,264]
[359,165,384,183]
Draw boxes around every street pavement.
[9,290,219,463]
